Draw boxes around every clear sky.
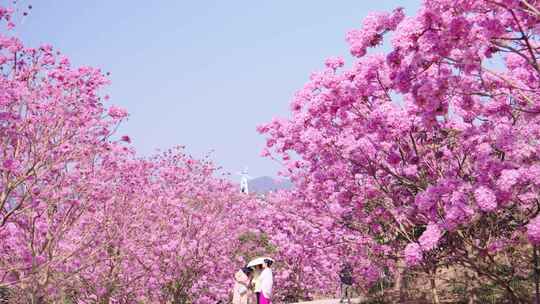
[15,0,421,178]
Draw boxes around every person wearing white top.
[252,265,263,304]
[259,259,274,304]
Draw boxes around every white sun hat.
[247,257,274,267]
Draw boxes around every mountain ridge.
[246,176,293,193]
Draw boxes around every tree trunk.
[393,262,408,302]
[534,245,540,304]
[466,271,478,304]
[429,270,440,304]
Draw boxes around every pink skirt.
[259,293,271,304]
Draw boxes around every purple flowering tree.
[260,1,540,302]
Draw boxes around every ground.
[293,297,364,304]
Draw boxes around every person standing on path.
[251,264,263,304]
[233,267,253,304]
[339,262,353,304]
[259,259,274,304]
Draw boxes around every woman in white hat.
[246,257,274,304]
[258,258,274,304]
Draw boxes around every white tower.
[238,167,251,194]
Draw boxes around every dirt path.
[292,297,365,304]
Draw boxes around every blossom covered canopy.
[259,0,540,267]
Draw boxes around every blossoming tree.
[259,1,540,302]
[0,7,256,303]
[251,190,389,302]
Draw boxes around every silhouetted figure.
[339,262,353,304]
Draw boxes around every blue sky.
[14,0,421,178]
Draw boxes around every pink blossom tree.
[248,190,391,302]
[67,148,252,303]
[0,5,133,300]
[259,1,540,302]
[0,7,257,303]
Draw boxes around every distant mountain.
[248,176,293,193]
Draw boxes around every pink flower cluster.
[346,8,404,57]
[108,105,129,119]
[418,223,442,251]
[528,216,540,245]
[404,243,422,266]
[474,186,497,212]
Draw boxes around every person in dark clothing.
[339,262,353,304]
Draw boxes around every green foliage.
[235,231,277,263]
